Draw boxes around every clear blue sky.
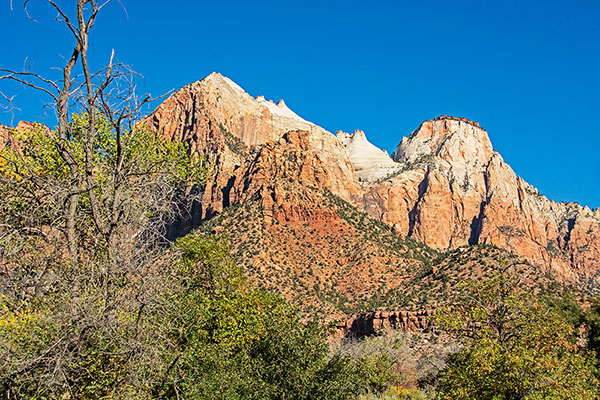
[1,0,599,208]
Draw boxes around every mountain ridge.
[141,72,600,292]
[5,72,598,294]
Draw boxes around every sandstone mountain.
[189,130,550,326]
[3,73,589,329]
[144,72,358,227]
[359,116,600,289]
[143,72,599,293]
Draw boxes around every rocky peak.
[359,115,600,287]
[146,71,331,149]
[396,116,494,172]
[201,71,249,98]
[432,115,481,128]
[336,129,400,182]
[145,73,359,224]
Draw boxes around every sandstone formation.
[338,310,432,339]
[336,129,401,182]
[226,130,348,223]
[146,73,600,292]
[144,72,359,223]
[361,116,600,286]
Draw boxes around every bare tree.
[0,1,206,397]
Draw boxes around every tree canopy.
[434,265,598,400]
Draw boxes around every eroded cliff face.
[360,116,600,285]
[145,73,600,290]
[144,72,358,222]
[338,310,432,339]
[226,130,348,224]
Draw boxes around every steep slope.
[144,72,359,224]
[336,130,401,182]
[359,116,600,288]
[146,73,599,293]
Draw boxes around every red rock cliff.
[144,73,600,291]
[360,117,600,286]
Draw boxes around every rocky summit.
[360,116,600,287]
[143,73,600,304]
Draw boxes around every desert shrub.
[156,234,396,399]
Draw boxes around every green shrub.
[158,234,396,399]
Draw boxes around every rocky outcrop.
[144,72,359,223]
[144,72,600,291]
[337,310,433,339]
[361,116,600,287]
[336,130,401,182]
[226,130,347,223]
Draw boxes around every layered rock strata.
[144,72,359,224]
[145,73,600,290]
[360,116,600,285]
[338,310,433,339]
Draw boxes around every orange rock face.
[337,310,433,339]
[362,117,600,287]
[146,73,600,291]
[144,72,359,223]
[226,130,347,221]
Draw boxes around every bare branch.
[0,68,61,93]
[46,0,81,41]
[0,76,58,104]
[116,0,128,19]
[23,0,40,23]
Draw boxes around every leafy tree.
[434,264,598,400]
[0,2,207,395]
[0,115,205,398]
[157,234,396,400]
[541,290,585,342]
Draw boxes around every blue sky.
[1,0,599,208]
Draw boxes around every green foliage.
[0,114,208,399]
[585,297,600,365]
[541,290,585,342]
[0,115,207,257]
[434,269,598,400]
[159,234,396,399]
